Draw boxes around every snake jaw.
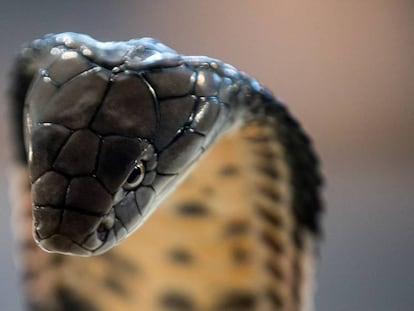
[33,205,118,256]
[35,233,92,256]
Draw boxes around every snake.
[9,33,322,311]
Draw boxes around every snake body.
[10,33,322,311]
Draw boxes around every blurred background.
[0,1,413,310]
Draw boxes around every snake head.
[23,33,215,256]
[25,70,162,255]
[28,124,159,256]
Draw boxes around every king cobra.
[9,33,322,311]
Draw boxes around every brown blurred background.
[0,1,413,310]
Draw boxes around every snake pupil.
[124,162,145,190]
[127,168,141,183]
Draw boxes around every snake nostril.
[97,210,115,242]
[97,225,109,242]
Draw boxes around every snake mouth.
[33,207,119,256]
[31,177,156,256]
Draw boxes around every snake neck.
[9,33,322,311]
[195,60,322,234]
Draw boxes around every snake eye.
[123,162,145,190]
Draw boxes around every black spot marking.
[215,290,257,310]
[292,227,304,249]
[168,248,194,264]
[56,287,99,311]
[232,247,250,264]
[261,231,284,254]
[176,202,210,217]
[254,162,279,179]
[243,134,273,143]
[271,110,323,234]
[225,220,250,236]
[292,258,302,302]
[256,204,283,228]
[100,252,140,275]
[218,164,240,177]
[265,288,283,308]
[104,276,129,297]
[256,184,280,202]
[255,149,279,161]
[160,291,195,311]
[265,260,284,281]
[246,116,323,235]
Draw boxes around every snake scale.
[9,33,322,311]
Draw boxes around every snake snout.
[28,125,150,255]
[31,171,118,255]
[33,205,117,256]
[36,233,91,256]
